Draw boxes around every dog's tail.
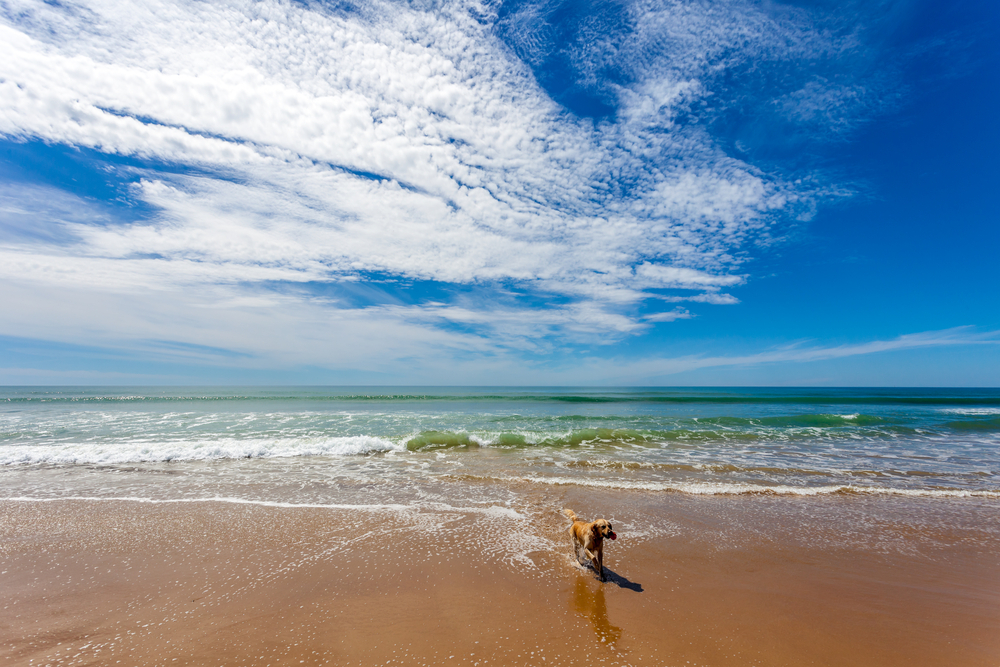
[562,508,579,523]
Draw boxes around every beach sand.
[2,487,998,667]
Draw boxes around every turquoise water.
[1,386,998,500]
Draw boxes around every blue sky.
[0,0,997,385]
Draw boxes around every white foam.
[939,408,1000,415]
[0,495,414,511]
[0,495,551,567]
[513,475,1000,498]
[0,495,535,530]
[0,494,543,518]
[0,435,403,465]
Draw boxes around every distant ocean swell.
[4,391,1000,406]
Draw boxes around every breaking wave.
[0,435,401,465]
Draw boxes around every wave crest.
[0,435,401,465]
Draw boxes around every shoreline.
[2,489,998,666]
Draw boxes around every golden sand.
[2,488,998,666]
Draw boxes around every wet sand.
[2,488,998,666]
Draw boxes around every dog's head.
[592,519,616,541]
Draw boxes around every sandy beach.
[3,485,998,667]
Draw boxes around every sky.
[0,0,997,386]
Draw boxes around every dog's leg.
[589,551,602,581]
[597,545,605,582]
[573,535,588,565]
[584,547,602,580]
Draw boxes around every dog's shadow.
[601,568,643,592]
[572,551,643,592]
[571,544,643,592]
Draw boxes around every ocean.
[2,386,998,505]
[5,386,1000,666]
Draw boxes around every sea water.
[2,386,998,506]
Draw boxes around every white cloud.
[0,0,899,367]
[0,182,112,244]
[594,327,1000,383]
[643,308,693,323]
[656,293,740,305]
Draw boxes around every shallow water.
[2,386,998,503]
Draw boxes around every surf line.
[0,495,537,518]
[507,476,1000,498]
[1,495,418,511]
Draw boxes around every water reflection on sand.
[572,575,623,646]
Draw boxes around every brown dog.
[563,509,616,581]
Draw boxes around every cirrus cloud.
[0,0,905,369]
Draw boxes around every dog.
[563,509,616,581]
